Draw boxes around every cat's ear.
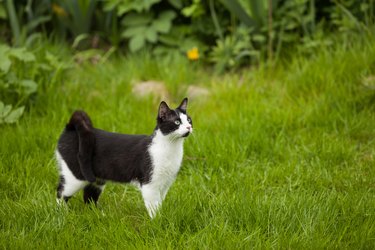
[158,101,171,119]
[177,97,188,112]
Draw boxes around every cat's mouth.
[182,132,190,137]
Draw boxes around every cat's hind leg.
[83,180,105,204]
[56,175,67,202]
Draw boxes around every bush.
[0,43,69,124]
[0,0,374,72]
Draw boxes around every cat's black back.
[57,128,153,184]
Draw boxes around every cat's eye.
[174,120,181,125]
[187,118,191,123]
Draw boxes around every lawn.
[1,38,375,249]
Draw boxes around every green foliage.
[3,0,51,46]
[0,101,24,124]
[121,10,176,52]
[104,0,161,15]
[54,0,97,37]
[154,25,203,59]
[210,26,260,73]
[1,0,375,71]
[181,0,204,18]
[0,44,69,124]
[219,0,258,27]
[330,0,375,34]
[0,45,37,97]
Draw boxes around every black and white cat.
[55,98,192,218]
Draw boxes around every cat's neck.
[152,129,185,146]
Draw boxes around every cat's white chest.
[148,133,184,186]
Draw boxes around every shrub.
[0,44,69,124]
[0,0,374,72]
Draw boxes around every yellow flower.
[187,47,199,60]
[52,4,67,17]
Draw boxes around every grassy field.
[1,37,375,249]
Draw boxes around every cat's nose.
[186,126,191,130]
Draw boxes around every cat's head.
[156,98,193,139]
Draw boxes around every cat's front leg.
[141,184,162,218]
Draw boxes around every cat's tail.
[66,110,96,182]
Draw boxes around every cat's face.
[157,98,193,139]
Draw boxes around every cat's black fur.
[58,127,153,183]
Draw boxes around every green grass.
[1,38,375,249]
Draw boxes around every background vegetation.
[0,0,374,248]
[1,0,375,121]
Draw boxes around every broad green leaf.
[247,0,267,24]
[152,19,172,34]
[0,44,10,55]
[0,57,11,73]
[122,13,152,26]
[121,26,147,38]
[103,0,119,12]
[9,48,36,62]
[158,34,179,46]
[38,63,53,71]
[4,106,24,124]
[168,0,182,9]
[151,11,176,34]
[117,0,160,14]
[145,28,157,43]
[159,11,176,22]
[45,51,59,68]
[134,0,161,12]
[252,34,266,42]
[219,0,258,28]
[1,103,12,118]
[182,5,196,17]
[129,35,145,52]
[20,80,38,95]
[117,3,133,16]
[5,71,18,84]
[152,20,172,33]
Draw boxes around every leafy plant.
[153,25,204,61]
[52,0,97,38]
[0,101,24,124]
[121,10,176,52]
[0,44,38,96]
[104,0,179,52]
[4,0,51,46]
[210,26,260,73]
[0,44,69,124]
[1,0,374,73]
[218,0,259,28]
[329,0,375,34]
[182,0,205,18]
[104,0,161,15]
